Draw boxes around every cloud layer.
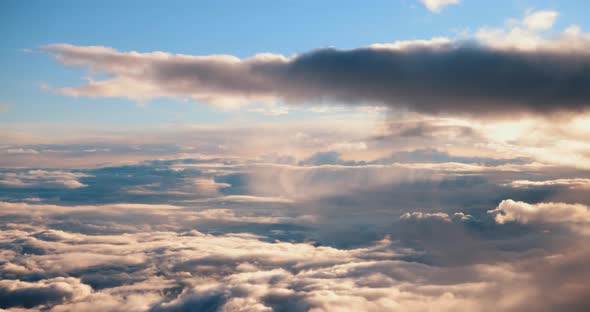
[7,6,590,311]
[1,196,589,311]
[3,127,580,307]
[1,150,590,311]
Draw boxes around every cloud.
[374,148,530,166]
[419,0,461,13]
[0,147,39,155]
[400,211,452,222]
[43,18,590,117]
[508,178,590,189]
[523,10,559,31]
[0,140,588,310]
[0,159,589,311]
[0,170,89,189]
[7,5,590,310]
[474,10,587,54]
[326,141,368,152]
[298,151,363,166]
[0,214,587,311]
[488,199,590,224]
[0,277,92,309]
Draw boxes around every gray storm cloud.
[44,38,590,116]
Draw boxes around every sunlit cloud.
[42,14,590,117]
[5,3,590,311]
[419,0,461,13]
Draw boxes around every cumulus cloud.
[43,17,590,117]
[0,206,587,311]
[474,10,588,54]
[419,0,461,13]
[0,277,91,309]
[0,153,589,311]
[488,199,590,224]
[523,10,559,31]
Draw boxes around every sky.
[1,1,590,311]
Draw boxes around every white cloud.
[0,170,89,189]
[419,0,461,13]
[0,277,92,309]
[508,178,590,189]
[191,178,231,196]
[367,37,452,50]
[400,211,452,222]
[326,141,368,152]
[247,103,289,116]
[1,218,585,311]
[488,199,590,225]
[523,10,559,31]
[1,148,39,155]
[473,9,590,54]
[0,223,532,311]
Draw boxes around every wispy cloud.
[419,0,461,13]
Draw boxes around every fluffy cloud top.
[0,198,589,311]
[0,278,92,309]
[489,199,590,224]
[523,10,559,31]
[0,152,589,311]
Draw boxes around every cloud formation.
[0,278,92,309]
[523,10,559,31]
[0,198,589,311]
[419,0,461,13]
[43,16,590,117]
[488,199,590,224]
[6,4,590,311]
[0,151,589,311]
[508,178,590,189]
[0,170,89,189]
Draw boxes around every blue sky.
[2,0,589,127]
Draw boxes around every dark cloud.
[47,43,590,117]
[279,45,590,116]
[0,278,91,309]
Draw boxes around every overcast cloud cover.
[2,1,590,311]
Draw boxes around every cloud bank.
[0,149,590,311]
[43,14,590,117]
